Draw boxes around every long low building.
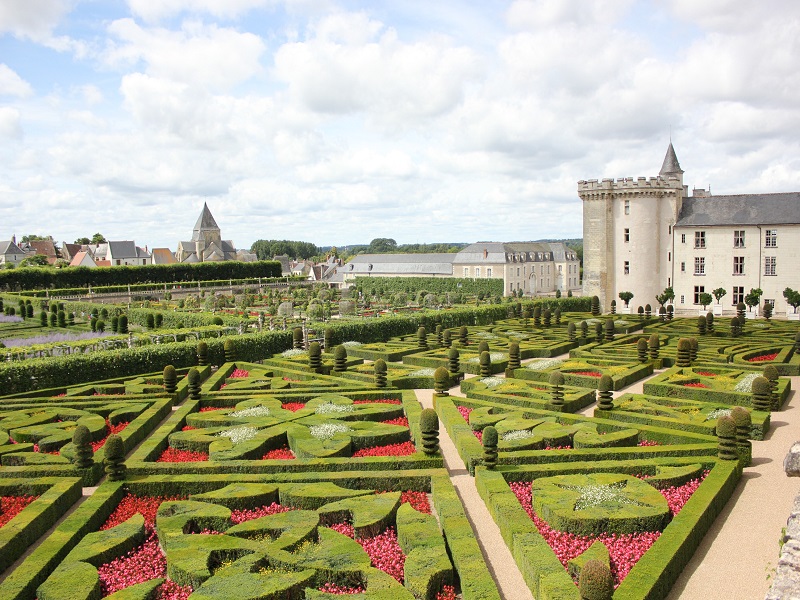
[339,242,581,296]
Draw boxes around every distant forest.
[252,237,583,264]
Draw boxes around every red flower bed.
[683,382,709,388]
[457,405,472,421]
[156,447,209,462]
[637,440,661,447]
[229,369,249,378]
[400,491,431,514]
[0,495,38,527]
[317,582,366,594]
[282,402,305,412]
[102,494,187,530]
[262,446,295,460]
[199,406,225,412]
[748,352,779,362]
[353,441,416,458]
[90,421,130,452]
[437,586,457,600]
[572,371,603,377]
[473,429,483,442]
[695,371,716,377]
[181,425,197,431]
[354,399,402,405]
[381,416,409,427]
[357,527,405,582]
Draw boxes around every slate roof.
[675,192,800,227]
[344,254,455,275]
[453,242,574,263]
[0,240,23,255]
[660,142,684,176]
[193,203,220,238]
[107,241,150,260]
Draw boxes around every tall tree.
[91,233,107,244]
[367,238,397,253]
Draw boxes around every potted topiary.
[698,292,713,316]
[712,287,726,316]
[618,291,633,314]
[783,287,800,320]
[744,288,763,318]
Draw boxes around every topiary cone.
[549,371,565,408]
[333,345,347,372]
[447,348,460,377]
[477,340,490,355]
[596,375,614,410]
[163,365,177,393]
[482,425,498,469]
[224,339,236,362]
[293,327,304,349]
[442,329,452,348]
[689,337,699,361]
[579,559,614,600]
[419,408,439,455]
[568,322,576,342]
[72,424,94,469]
[308,341,323,373]
[554,307,561,325]
[103,434,126,481]
[543,308,552,327]
[763,365,780,410]
[603,319,614,342]
[533,305,542,326]
[637,338,648,362]
[751,376,773,412]
[459,326,469,345]
[479,350,492,378]
[716,415,738,460]
[374,359,387,388]
[433,366,450,395]
[417,326,428,349]
[731,406,752,466]
[697,316,707,335]
[507,342,521,371]
[187,367,201,400]
[197,341,208,366]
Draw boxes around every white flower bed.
[572,481,627,511]
[409,368,436,377]
[217,426,259,444]
[281,349,306,358]
[527,358,565,371]
[480,377,504,388]
[309,423,352,440]
[342,341,362,347]
[466,352,506,364]
[706,408,732,421]
[502,429,537,441]
[229,406,271,418]
[315,403,355,414]
[734,372,760,393]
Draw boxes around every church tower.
[192,203,222,258]
[578,143,686,311]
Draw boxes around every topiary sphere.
[419,408,438,433]
[716,414,736,438]
[763,365,779,382]
[752,376,772,395]
[478,341,490,354]
[104,434,125,462]
[334,345,347,360]
[731,406,751,428]
[579,559,614,600]
[374,359,387,374]
[448,348,459,360]
[598,374,613,392]
[434,366,449,385]
[309,341,321,356]
[72,423,91,447]
[163,365,177,392]
[677,338,691,351]
[482,425,498,447]
[548,371,565,386]
[637,338,648,351]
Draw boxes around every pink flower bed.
[199,406,225,412]
[317,582,366,594]
[89,420,130,452]
[102,494,187,529]
[156,447,209,462]
[261,446,295,460]
[695,371,716,377]
[437,586,457,600]
[231,502,291,524]
[0,496,38,527]
[683,382,709,388]
[637,440,661,447]
[457,406,472,421]
[229,368,249,378]
[400,491,431,513]
[353,441,416,458]
[510,472,707,585]
[748,352,779,362]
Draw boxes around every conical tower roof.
[193,203,219,237]
[659,142,683,177]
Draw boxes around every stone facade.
[580,144,800,315]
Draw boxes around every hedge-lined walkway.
[422,358,799,600]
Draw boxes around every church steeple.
[659,142,684,177]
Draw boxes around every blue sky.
[1,0,799,251]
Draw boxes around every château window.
[623,261,630,275]
[680,261,685,272]
[732,286,744,305]
[464,267,469,277]
[694,231,706,249]
[681,233,686,244]
[765,229,777,247]
[694,257,705,275]
[487,268,492,277]
[475,267,480,277]
[693,285,705,305]
[624,228,630,242]
[764,256,776,276]
[734,230,745,248]
[624,200,630,215]
[733,256,744,275]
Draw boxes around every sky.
[1,0,799,252]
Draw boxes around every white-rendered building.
[580,143,800,315]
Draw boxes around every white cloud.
[0,0,71,40]
[0,108,23,139]
[105,18,266,90]
[0,64,33,97]
[126,0,272,22]
[273,12,482,124]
